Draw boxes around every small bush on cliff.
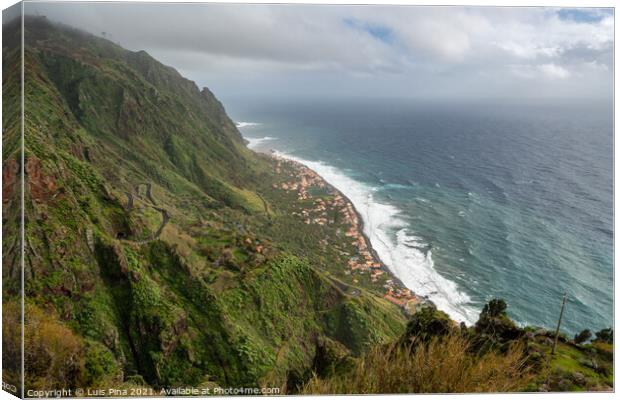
[573,329,592,344]
[21,302,120,391]
[594,328,613,344]
[403,305,453,342]
[474,298,522,345]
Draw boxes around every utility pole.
[552,292,568,355]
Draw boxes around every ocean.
[228,98,613,335]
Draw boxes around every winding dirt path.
[324,275,361,298]
[257,192,271,217]
[125,192,134,212]
[123,183,169,244]
[145,183,156,205]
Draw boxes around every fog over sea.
[230,98,613,334]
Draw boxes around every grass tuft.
[302,333,533,394]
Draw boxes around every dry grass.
[302,334,533,394]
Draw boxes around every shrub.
[483,299,507,318]
[594,328,613,344]
[403,306,453,341]
[2,301,22,388]
[302,334,533,394]
[573,329,592,344]
[475,298,522,342]
[84,341,121,385]
[23,303,86,390]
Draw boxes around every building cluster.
[270,155,426,314]
[289,198,334,225]
[271,158,326,202]
[382,280,421,312]
[340,202,382,278]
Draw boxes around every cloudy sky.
[23,2,614,102]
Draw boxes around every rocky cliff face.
[3,16,406,392]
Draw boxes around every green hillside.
[2,16,406,393]
[2,16,612,395]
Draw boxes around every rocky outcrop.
[25,155,58,203]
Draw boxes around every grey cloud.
[22,2,614,101]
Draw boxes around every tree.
[482,299,507,318]
[594,328,613,344]
[474,299,521,342]
[573,329,592,344]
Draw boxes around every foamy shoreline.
[242,133,478,324]
[278,155,409,292]
[267,152,423,303]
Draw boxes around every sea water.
[230,98,613,334]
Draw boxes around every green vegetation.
[304,301,613,393]
[574,329,592,345]
[2,16,612,395]
[5,16,407,394]
[303,334,532,394]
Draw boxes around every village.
[270,155,424,315]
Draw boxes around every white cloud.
[538,63,571,79]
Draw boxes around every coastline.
[250,144,427,315]
[326,175,410,292]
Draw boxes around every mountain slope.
[2,16,406,392]
[2,16,613,395]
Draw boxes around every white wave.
[274,150,479,325]
[379,183,412,190]
[235,121,261,128]
[245,136,276,150]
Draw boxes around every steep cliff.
[2,16,406,393]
